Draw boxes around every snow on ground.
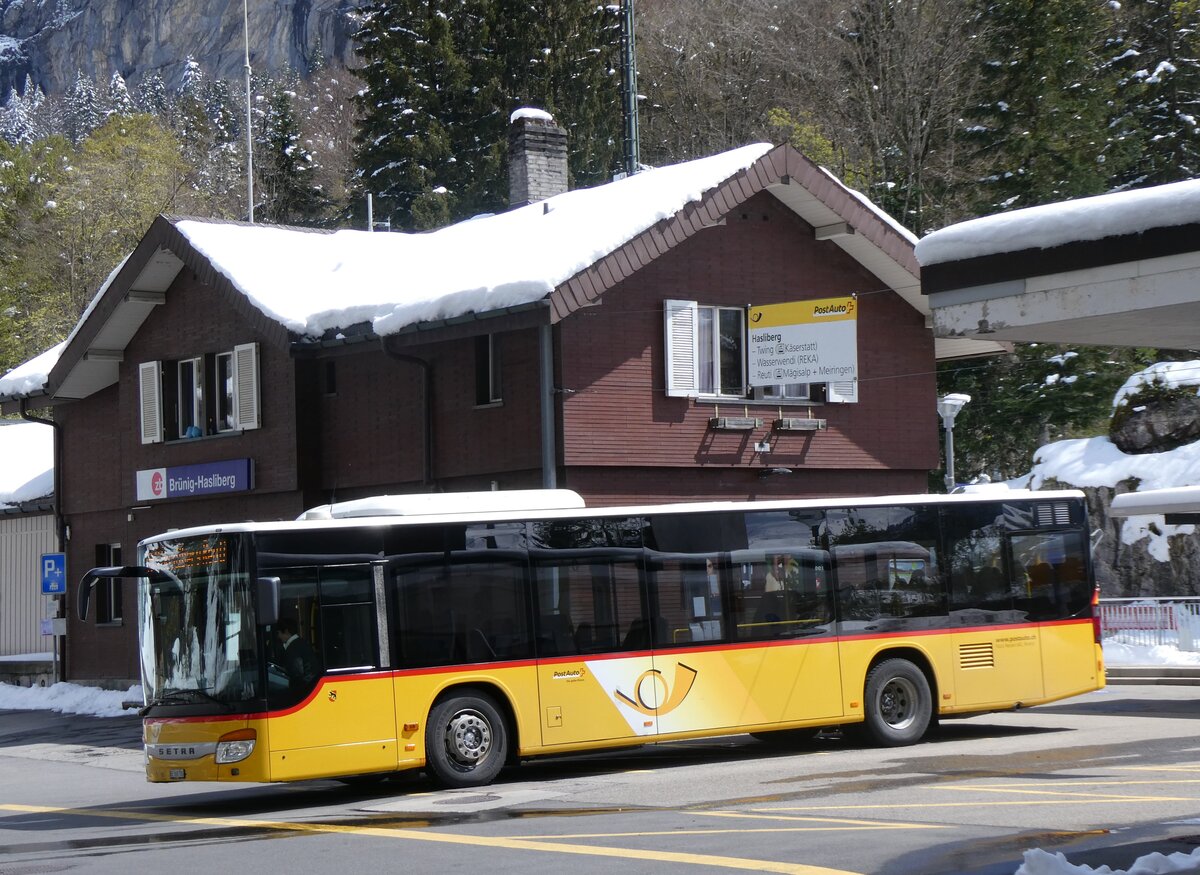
[0,677,140,717]
[1017,846,1200,874]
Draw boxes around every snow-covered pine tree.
[106,72,135,118]
[963,0,1118,213]
[1107,0,1200,187]
[352,0,498,230]
[492,1,622,188]
[136,72,173,121]
[0,87,34,145]
[352,0,622,231]
[258,76,328,225]
[63,71,102,144]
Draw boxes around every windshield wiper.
[140,687,234,715]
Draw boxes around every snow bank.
[0,681,142,717]
[1016,846,1200,874]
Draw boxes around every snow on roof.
[0,342,66,399]
[0,420,54,508]
[915,176,1200,267]
[177,143,775,339]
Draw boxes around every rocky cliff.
[1083,483,1200,598]
[1027,369,1200,598]
[0,0,366,97]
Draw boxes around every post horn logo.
[614,662,698,717]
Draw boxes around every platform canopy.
[916,179,1200,350]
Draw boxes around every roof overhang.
[52,251,182,399]
[45,217,290,402]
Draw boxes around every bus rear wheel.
[426,692,508,788]
[862,658,931,747]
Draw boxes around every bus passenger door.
[529,520,655,748]
[269,565,398,781]
[650,551,843,736]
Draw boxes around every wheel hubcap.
[879,677,918,730]
[444,709,492,767]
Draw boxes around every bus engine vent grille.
[1035,502,1072,526]
[959,642,995,670]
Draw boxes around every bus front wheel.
[862,659,931,746]
[426,692,508,788]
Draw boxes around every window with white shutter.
[139,361,163,444]
[664,300,699,398]
[232,342,260,430]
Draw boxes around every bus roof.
[297,489,587,520]
[137,488,1086,548]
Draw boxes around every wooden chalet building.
[0,115,998,685]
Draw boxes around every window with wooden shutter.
[139,361,163,444]
[232,342,260,430]
[664,300,699,398]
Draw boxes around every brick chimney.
[509,108,568,207]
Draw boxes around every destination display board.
[746,296,858,388]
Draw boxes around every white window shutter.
[827,380,859,403]
[138,361,162,444]
[664,300,699,398]
[232,342,261,430]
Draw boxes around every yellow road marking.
[0,803,861,875]
[1115,765,1200,773]
[693,812,943,830]
[528,812,946,839]
[759,799,1180,811]
[936,786,1191,802]
[937,779,1200,788]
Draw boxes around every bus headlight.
[215,729,256,764]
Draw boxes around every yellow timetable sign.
[748,296,857,327]
[746,296,858,388]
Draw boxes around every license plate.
[169,768,186,780]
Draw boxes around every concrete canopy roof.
[917,179,1200,350]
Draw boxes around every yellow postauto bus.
[79,488,1104,789]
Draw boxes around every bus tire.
[862,658,931,747]
[426,692,508,788]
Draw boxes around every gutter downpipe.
[540,324,557,489]
[381,340,434,488]
[20,397,63,683]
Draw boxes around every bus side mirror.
[77,566,165,620]
[257,577,280,627]
[77,575,96,621]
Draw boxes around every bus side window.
[319,567,377,671]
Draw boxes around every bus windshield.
[139,533,262,709]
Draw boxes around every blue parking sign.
[41,553,66,595]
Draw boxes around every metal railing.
[1097,597,1200,651]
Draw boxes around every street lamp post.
[937,393,971,493]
